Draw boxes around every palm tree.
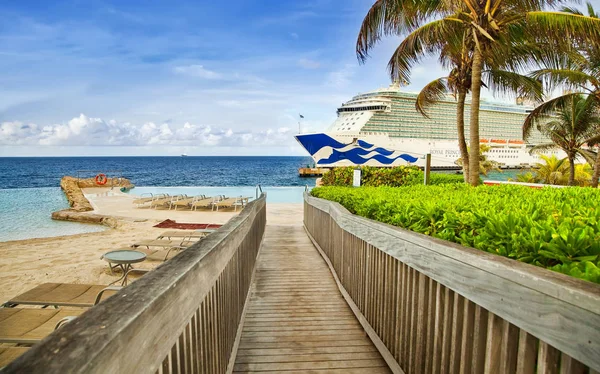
[533,154,567,184]
[356,0,600,186]
[415,26,542,182]
[529,2,600,187]
[524,95,600,185]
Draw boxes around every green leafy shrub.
[311,185,600,284]
[320,166,464,187]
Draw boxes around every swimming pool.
[0,187,106,242]
[127,186,309,203]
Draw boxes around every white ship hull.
[296,132,552,168]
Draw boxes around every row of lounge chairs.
[0,268,148,367]
[0,229,218,367]
[133,193,251,211]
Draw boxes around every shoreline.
[0,191,303,303]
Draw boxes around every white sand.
[0,188,302,304]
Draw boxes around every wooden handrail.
[4,194,267,374]
[304,192,600,373]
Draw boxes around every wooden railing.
[304,193,600,374]
[4,194,266,374]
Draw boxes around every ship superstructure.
[295,83,557,168]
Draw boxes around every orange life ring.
[95,173,108,185]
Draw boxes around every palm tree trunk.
[468,48,484,186]
[457,88,469,182]
[592,149,600,188]
[568,156,575,186]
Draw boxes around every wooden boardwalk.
[233,225,391,373]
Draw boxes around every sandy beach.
[0,188,302,304]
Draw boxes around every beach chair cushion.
[5,283,118,308]
[0,308,85,344]
[0,347,29,368]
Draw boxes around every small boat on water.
[181,154,188,157]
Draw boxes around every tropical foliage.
[320,166,464,187]
[513,155,595,186]
[312,185,600,284]
[356,0,600,186]
[527,2,600,187]
[523,94,600,185]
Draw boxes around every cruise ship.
[295,82,555,168]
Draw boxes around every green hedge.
[320,166,464,187]
[311,185,600,284]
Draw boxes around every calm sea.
[0,156,317,189]
[0,156,517,241]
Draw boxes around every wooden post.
[424,154,431,185]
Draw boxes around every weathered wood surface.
[233,225,391,373]
[304,193,600,373]
[3,195,266,374]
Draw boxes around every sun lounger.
[157,231,210,240]
[0,308,85,344]
[212,196,251,211]
[0,347,29,368]
[132,239,196,249]
[190,197,218,211]
[150,195,185,209]
[2,283,120,308]
[169,195,206,210]
[133,193,168,208]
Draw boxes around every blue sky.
[1,0,596,156]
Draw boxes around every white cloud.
[173,65,222,79]
[0,114,297,148]
[298,58,320,69]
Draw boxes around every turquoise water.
[128,186,309,203]
[0,188,106,242]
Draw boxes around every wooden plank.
[516,330,537,374]
[560,353,587,374]
[235,346,378,356]
[233,358,388,371]
[538,342,560,374]
[235,351,382,363]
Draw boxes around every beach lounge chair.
[157,231,210,240]
[169,195,205,210]
[133,193,168,208]
[0,347,29,368]
[212,196,250,211]
[191,196,225,211]
[2,283,120,308]
[150,194,184,209]
[2,269,150,309]
[0,308,85,344]
[132,239,196,250]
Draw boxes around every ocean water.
[0,156,317,188]
[0,156,519,242]
[0,188,106,242]
[0,156,316,242]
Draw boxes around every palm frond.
[560,6,583,16]
[356,0,451,62]
[523,93,581,140]
[416,77,449,117]
[387,18,461,82]
[526,11,600,42]
[577,148,598,164]
[483,70,543,102]
[530,68,593,91]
